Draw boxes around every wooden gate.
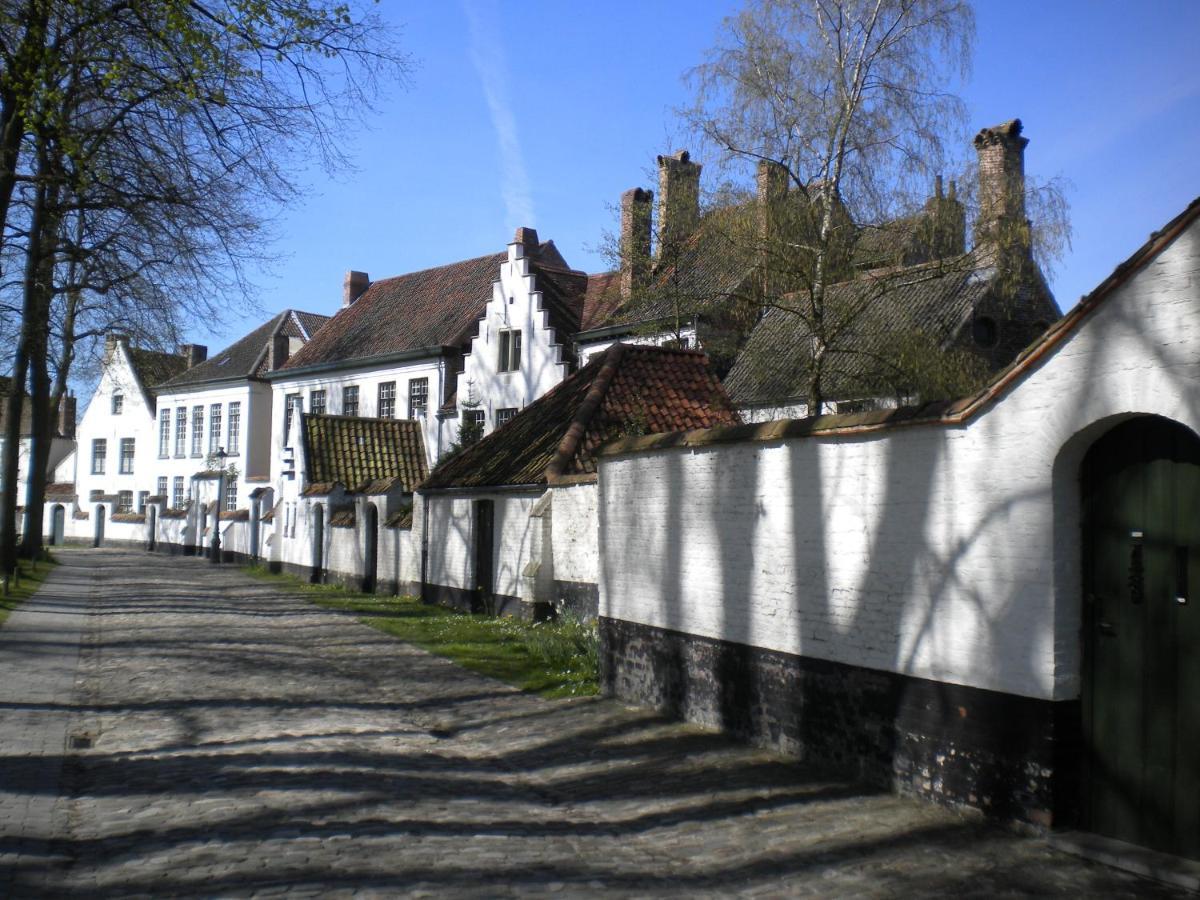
[1082,415,1200,859]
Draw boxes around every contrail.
[464,0,536,230]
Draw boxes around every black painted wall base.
[554,580,599,621]
[421,582,547,619]
[599,616,1081,829]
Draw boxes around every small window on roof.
[972,316,998,348]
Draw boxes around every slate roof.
[422,343,741,489]
[158,310,330,388]
[723,250,1055,406]
[282,242,586,372]
[128,347,188,389]
[580,206,757,335]
[302,413,428,494]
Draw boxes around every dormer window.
[111,394,123,415]
[499,329,522,372]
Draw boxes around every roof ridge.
[545,343,626,483]
[366,249,508,288]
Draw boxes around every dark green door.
[1082,416,1200,859]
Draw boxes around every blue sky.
[212,0,1200,341]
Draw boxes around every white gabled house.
[264,227,589,473]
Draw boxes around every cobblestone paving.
[0,549,1185,896]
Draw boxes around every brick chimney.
[268,332,290,371]
[656,150,701,258]
[511,227,540,260]
[57,395,76,440]
[974,119,1030,256]
[917,175,966,261]
[343,270,370,308]
[756,160,789,242]
[179,343,207,368]
[619,187,653,300]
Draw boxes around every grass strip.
[245,565,598,699]
[0,555,58,628]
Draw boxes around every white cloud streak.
[464,1,535,230]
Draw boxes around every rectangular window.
[310,389,326,416]
[227,402,241,454]
[284,393,301,440]
[158,409,170,458]
[342,385,359,417]
[465,409,485,429]
[496,407,517,428]
[408,378,428,420]
[91,439,107,475]
[117,490,133,513]
[137,491,149,513]
[172,476,185,509]
[209,403,222,454]
[173,408,186,457]
[498,329,522,372]
[119,437,135,474]
[112,394,123,415]
[378,381,396,418]
[225,478,238,512]
[191,406,204,457]
[157,476,168,498]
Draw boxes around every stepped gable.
[422,343,741,490]
[283,241,586,371]
[159,310,330,388]
[301,413,427,495]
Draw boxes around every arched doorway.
[93,505,105,548]
[1081,415,1200,859]
[363,503,379,594]
[311,504,324,584]
[50,504,65,546]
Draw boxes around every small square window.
[342,385,359,417]
[310,389,326,416]
[111,394,123,415]
[408,378,428,420]
[496,407,518,428]
[117,490,133,513]
[378,382,396,419]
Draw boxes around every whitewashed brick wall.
[425,491,541,600]
[600,220,1200,703]
[549,483,599,585]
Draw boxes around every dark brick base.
[554,580,599,621]
[599,617,1081,829]
[421,582,548,619]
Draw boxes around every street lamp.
[211,447,228,565]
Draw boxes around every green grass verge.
[244,565,599,699]
[0,555,58,628]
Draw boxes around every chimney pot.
[619,188,653,301]
[343,270,370,308]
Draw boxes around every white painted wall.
[549,483,599,585]
[424,491,542,601]
[154,382,258,509]
[599,219,1200,704]
[69,339,160,506]
[268,357,447,473]
[576,325,698,367]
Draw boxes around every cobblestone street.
[0,549,1183,896]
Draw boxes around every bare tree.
[0,0,409,574]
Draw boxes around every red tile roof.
[581,272,624,330]
[281,242,586,371]
[422,343,742,489]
